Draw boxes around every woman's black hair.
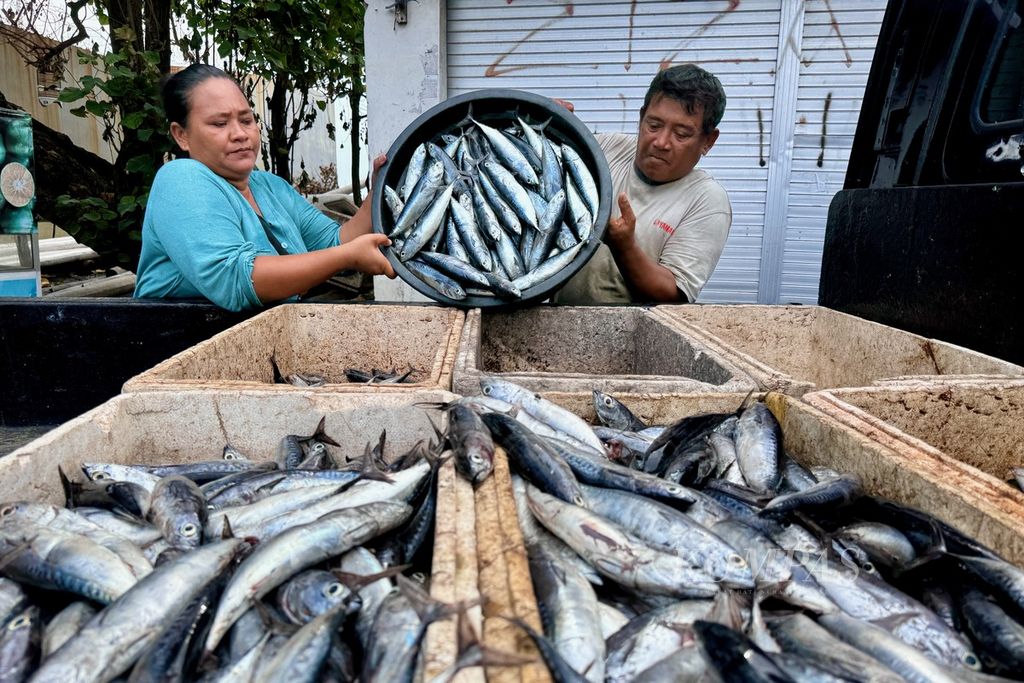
[640,64,726,135]
[160,63,236,127]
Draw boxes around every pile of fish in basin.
[372,89,611,307]
[442,378,1024,682]
[0,415,466,683]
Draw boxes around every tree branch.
[37,0,90,67]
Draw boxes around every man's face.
[635,94,719,183]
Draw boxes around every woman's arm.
[250,233,395,302]
[338,154,387,244]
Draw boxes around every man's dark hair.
[160,64,237,127]
[640,64,726,135]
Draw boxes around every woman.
[134,64,396,311]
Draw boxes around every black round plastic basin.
[372,88,612,309]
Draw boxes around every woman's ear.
[169,122,189,152]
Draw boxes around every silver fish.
[398,143,427,202]
[477,171,522,237]
[530,548,605,682]
[472,117,539,187]
[391,160,444,238]
[202,501,412,656]
[767,612,904,683]
[41,602,96,659]
[817,611,967,683]
[480,376,604,453]
[560,144,599,219]
[448,193,492,270]
[146,475,207,550]
[31,538,248,683]
[399,183,456,261]
[527,486,719,598]
[481,159,538,230]
[564,177,593,242]
[1,502,152,578]
[0,519,138,605]
[582,485,752,589]
[734,403,782,494]
[404,260,467,300]
[512,241,585,291]
[256,604,349,683]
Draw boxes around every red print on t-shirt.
[654,219,675,236]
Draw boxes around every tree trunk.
[268,72,290,183]
[348,62,364,205]
[144,0,173,73]
[0,89,115,232]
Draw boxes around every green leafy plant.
[53,22,172,270]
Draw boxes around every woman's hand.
[342,233,397,278]
[341,154,388,243]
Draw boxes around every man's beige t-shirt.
[553,133,732,304]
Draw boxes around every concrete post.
[364,1,446,302]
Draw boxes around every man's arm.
[606,192,688,303]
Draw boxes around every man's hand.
[603,192,685,302]
[606,192,636,250]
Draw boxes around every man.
[554,63,731,304]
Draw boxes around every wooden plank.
[475,447,522,683]
[44,272,135,298]
[423,456,459,681]
[453,463,485,683]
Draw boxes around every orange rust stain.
[823,0,853,66]
[661,56,761,70]
[659,0,741,67]
[486,3,577,77]
[625,0,639,71]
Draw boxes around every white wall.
[364,0,447,302]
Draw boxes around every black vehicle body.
[820,0,1024,364]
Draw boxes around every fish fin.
[58,465,78,508]
[221,515,235,540]
[301,416,340,447]
[370,430,388,469]
[0,537,35,573]
[396,574,464,625]
[454,102,475,130]
[412,400,455,411]
[270,352,285,384]
[708,588,748,630]
[738,388,759,412]
[332,564,409,591]
[357,446,395,484]
[253,600,299,636]
[428,608,534,683]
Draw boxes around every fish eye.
[224,452,238,460]
[92,472,109,481]
[180,523,198,537]
[470,454,482,463]
[8,615,29,630]
[0,505,14,517]
[728,554,747,567]
[862,562,876,573]
[963,653,981,670]
[603,397,613,407]
[482,386,492,395]
[325,582,344,597]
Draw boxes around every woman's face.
[170,78,260,186]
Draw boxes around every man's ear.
[703,128,721,155]
[169,122,189,151]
